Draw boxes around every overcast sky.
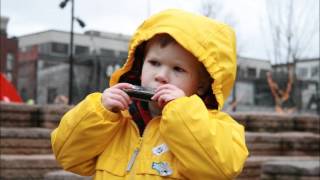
[1,0,319,61]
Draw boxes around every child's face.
[141,40,202,96]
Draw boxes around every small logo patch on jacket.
[152,143,169,156]
[152,162,173,176]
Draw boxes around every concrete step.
[246,132,320,156]
[261,159,320,180]
[2,127,319,156]
[0,127,52,154]
[236,156,319,180]
[1,155,317,180]
[0,154,61,180]
[44,170,91,180]
[41,156,320,180]
[0,102,71,128]
[1,102,319,133]
[231,112,320,133]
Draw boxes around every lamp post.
[59,0,85,105]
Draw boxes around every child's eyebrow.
[145,55,159,61]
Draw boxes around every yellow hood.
[110,9,237,110]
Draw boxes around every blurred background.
[0,1,319,179]
[1,0,319,115]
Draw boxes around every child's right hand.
[101,83,133,112]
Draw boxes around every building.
[272,58,320,113]
[14,28,320,114]
[224,56,273,112]
[17,30,130,104]
[223,56,320,114]
[0,16,19,87]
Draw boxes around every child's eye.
[149,60,160,67]
[173,66,186,73]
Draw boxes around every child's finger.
[158,94,173,107]
[108,98,126,111]
[108,93,129,109]
[110,88,132,105]
[151,89,172,100]
[112,83,134,90]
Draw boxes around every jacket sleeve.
[160,95,249,180]
[51,93,124,176]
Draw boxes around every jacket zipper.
[126,118,150,173]
[126,138,142,172]
[126,117,158,174]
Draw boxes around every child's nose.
[155,68,169,84]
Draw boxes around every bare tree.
[201,0,222,18]
[267,65,295,113]
[200,0,239,31]
[264,0,319,113]
[200,0,244,54]
[265,0,318,65]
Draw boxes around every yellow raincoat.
[51,9,248,180]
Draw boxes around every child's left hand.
[151,84,185,107]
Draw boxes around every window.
[259,69,269,79]
[247,68,257,78]
[39,43,50,54]
[100,48,115,57]
[75,45,89,55]
[6,53,14,71]
[51,42,68,54]
[47,87,57,104]
[119,51,128,59]
[5,53,14,82]
[311,67,319,78]
[297,67,308,78]
[237,66,245,79]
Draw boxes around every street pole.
[68,0,74,105]
[232,81,237,112]
[318,58,320,115]
[232,65,238,112]
[59,0,85,105]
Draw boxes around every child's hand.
[101,83,133,112]
[151,84,185,107]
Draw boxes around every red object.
[0,73,22,103]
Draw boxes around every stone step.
[231,112,320,133]
[246,132,320,156]
[42,156,319,180]
[0,102,71,128]
[261,159,320,180]
[2,127,319,156]
[1,155,317,180]
[0,127,53,154]
[44,170,91,180]
[236,156,319,180]
[1,102,319,133]
[0,154,61,180]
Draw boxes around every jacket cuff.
[88,93,121,122]
[163,94,202,113]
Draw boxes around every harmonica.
[123,85,155,102]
